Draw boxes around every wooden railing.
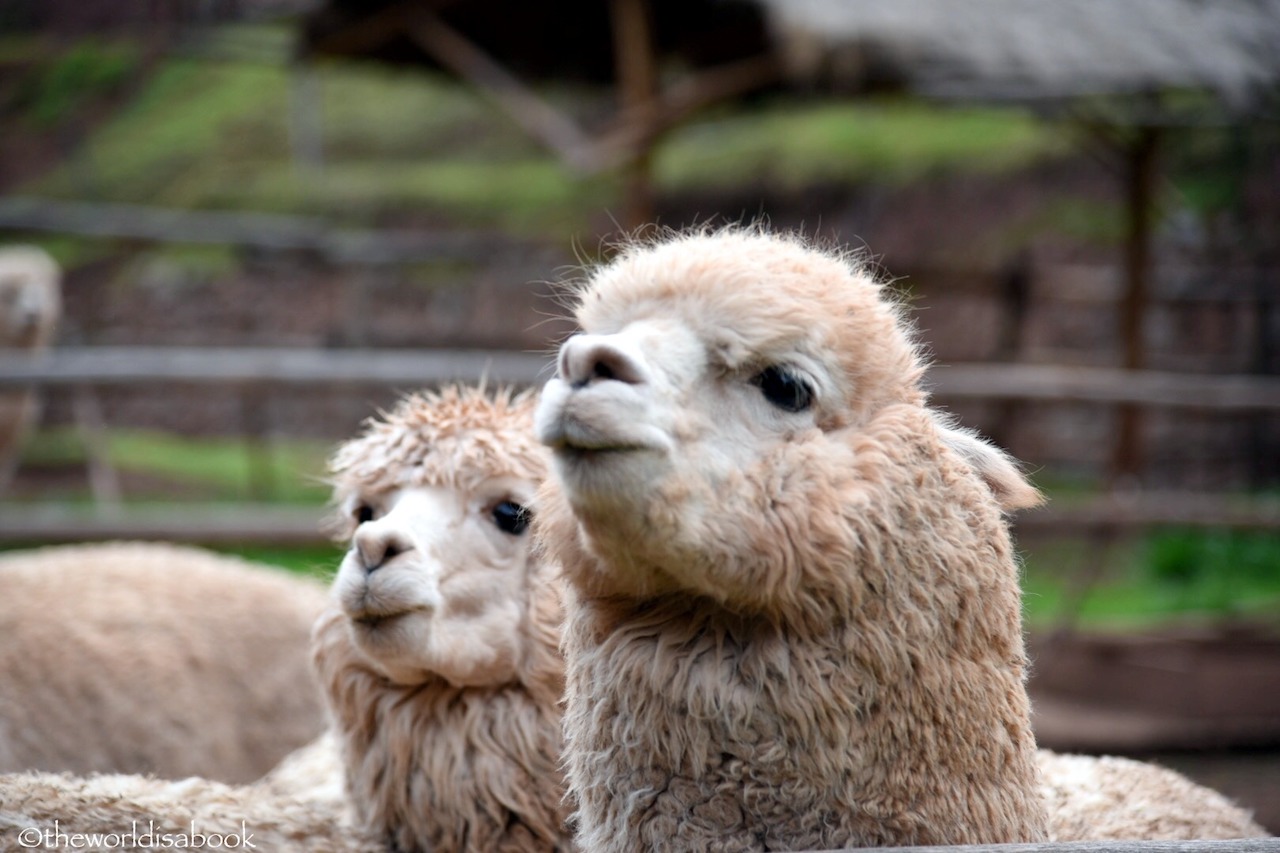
[2,349,1279,544]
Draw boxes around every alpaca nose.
[353,524,415,573]
[559,334,648,388]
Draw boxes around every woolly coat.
[536,230,1048,851]
[0,542,328,783]
[1041,751,1267,841]
[0,763,380,853]
[316,386,573,853]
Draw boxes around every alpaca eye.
[752,366,813,413]
[354,503,375,525]
[492,500,531,536]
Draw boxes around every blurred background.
[1,0,1278,830]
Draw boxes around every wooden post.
[989,252,1032,453]
[610,0,659,229]
[73,386,122,509]
[238,389,276,501]
[289,62,325,174]
[1109,125,1161,487]
[1251,270,1278,489]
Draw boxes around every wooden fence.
[2,348,1279,544]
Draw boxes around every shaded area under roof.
[300,0,771,84]
[300,0,1280,115]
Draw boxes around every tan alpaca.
[315,384,570,852]
[534,227,1267,850]
[0,386,572,852]
[0,542,328,783]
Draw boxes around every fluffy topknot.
[327,385,543,537]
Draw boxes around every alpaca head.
[536,228,1034,611]
[328,385,546,687]
[0,245,61,349]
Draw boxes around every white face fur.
[332,477,537,687]
[0,263,58,344]
[535,312,836,601]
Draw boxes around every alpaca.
[0,245,60,494]
[0,542,328,783]
[1,386,573,852]
[315,384,570,852]
[1040,751,1266,841]
[533,227,1268,851]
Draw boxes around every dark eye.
[492,500,531,536]
[354,503,375,525]
[752,366,813,413]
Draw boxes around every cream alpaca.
[1,386,572,851]
[0,245,61,494]
[0,764,378,853]
[316,385,570,852]
[0,542,328,783]
[534,227,1268,850]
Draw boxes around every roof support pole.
[1109,125,1162,487]
[610,0,659,228]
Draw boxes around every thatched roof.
[762,0,1280,112]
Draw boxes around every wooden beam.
[302,0,444,59]
[0,197,533,264]
[3,490,1276,546]
[1015,491,1280,534]
[4,355,1280,412]
[927,363,1280,411]
[1111,125,1163,484]
[595,54,782,167]
[610,0,659,226]
[0,504,328,546]
[0,347,551,389]
[405,12,598,171]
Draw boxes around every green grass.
[655,99,1068,191]
[34,59,292,206]
[15,28,1070,234]
[5,38,141,127]
[20,427,333,504]
[1021,530,1280,630]
[213,544,343,581]
[12,421,1280,626]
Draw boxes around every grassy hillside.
[8,25,1068,237]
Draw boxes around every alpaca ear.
[935,419,1044,512]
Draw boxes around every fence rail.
[3,349,1279,543]
[0,197,537,264]
[1,491,1276,547]
[0,347,551,388]
[3,349,1280,411]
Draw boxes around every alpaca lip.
[555,439,646,456]
[352,611,405,629]
[541,418,648,456]
[350,604,425,629]
[540,408,657,457]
